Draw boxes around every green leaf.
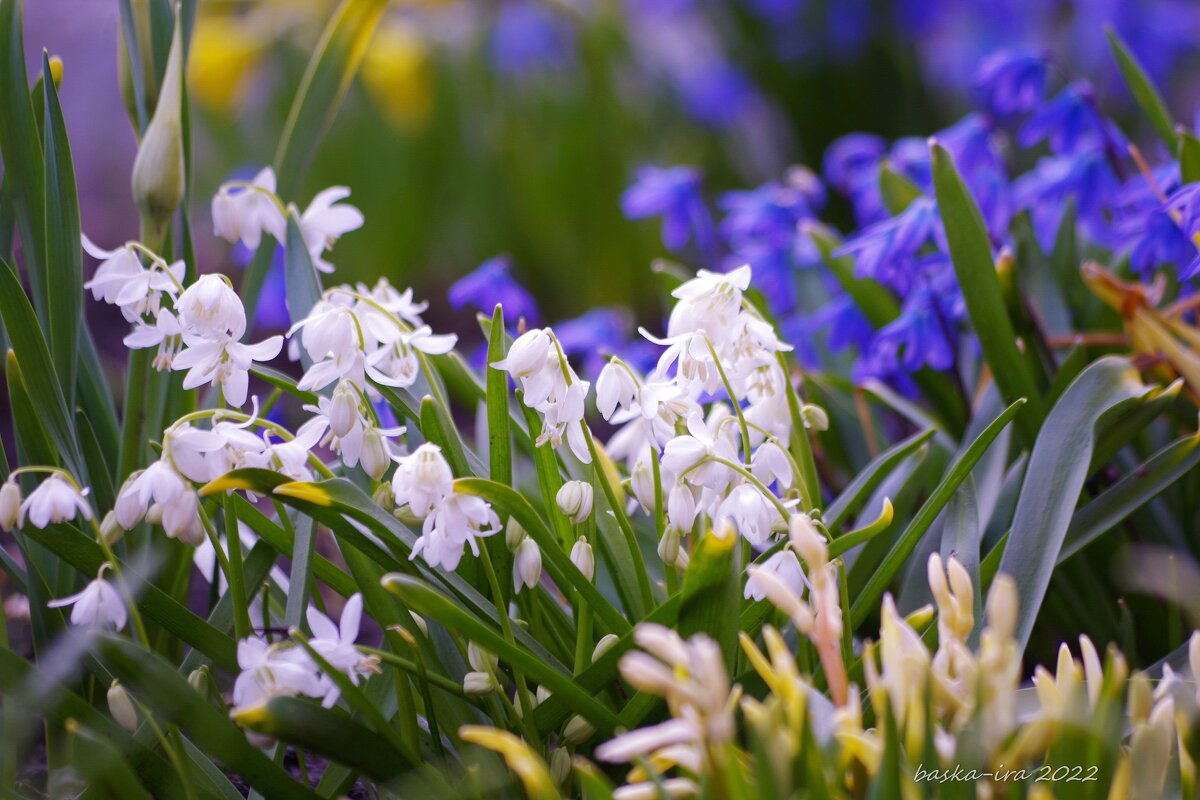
[23,522,238,668]
[283,212,323,339]
[1106,26,1177,149]
[1180,130,1200,185]
[879,165,923,215]
[455,477,630,636]
[0,274,82,482]
[382,574,622,733]
[486,304,513,487]
[932,142,1045,443]
[95,634,322,800]
[824,428,935,532]
[851,398,1025,627]
[1060,430,1200,564]
[677,528,739,669]
[420,395,473,478]
[998,356,1152,652]
[41,52,82,410]
[243,0,386,317]
[0,0,48,316]
[236,696,411,784]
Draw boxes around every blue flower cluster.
[456,45,1200,389]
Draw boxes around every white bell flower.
[212,167,286,251]
[161,488,205,546]
[392,444,454,518]
[171,333,284,407]
[556,480,593,524]
[513,537,542,591]
[19,475,92,529]
[366,325,457,388]
[232,637,323,713]
[82,235,184,322]
[410,493,500,572]
[175,274,247,339]
[307,593,378,707]
[666,265,751,339]
[48,566,127,631]
[123,309,183,370]
[297,187,364,273]
[743,549,806,602]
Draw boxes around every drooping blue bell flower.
[448,255,541,325]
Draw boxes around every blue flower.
[972,49,1047,117]
[675,62,758,129]
[1012,152,1120,250]
[824,133,888,196]
[870,278,961,373]
[1018,82,1128,157]
[621,165,716,255]
[490,1,576,76]
[255,246,291,331]
[834,197,945,293]
[448,256,540,324]
[1128,209,1197,281]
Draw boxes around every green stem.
[476,546,539,743]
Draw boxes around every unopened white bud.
[371,481,394,509]
[550,748,571,785]
[188,667,209,694]
[0,481,21,531]
[513,538,542,591]
[563,715,595,745]
[506,517,527,551]
[100,511,125,545]
[556,481,593,524]
[801,404,829,431]
[657,527,683,567]
[463,671,494,695]
[570,537,595,582]
[592,634,620,661]
[360,428,390,481]
[130,10,185,244]
[162,490,204,546]
[329,382,359,439]
[114,477,145,529]
[107,681,138,733]
[468,642,498,673]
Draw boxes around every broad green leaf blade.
[95,634,322,800]
[998,356,1152,652]
[0,0,48,315]
[1106,26,1177,149]
[382,574,622,733]
[677,528,739,669]
[236,696,411,783]
[41,52,82,410]
[932,142,1045,443]
[1060,430,1200,564]
[0,259,81,474]
[851,398,1025,627]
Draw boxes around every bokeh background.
[30,0,1200,339]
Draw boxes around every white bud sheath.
[513,538,543,591]
[360,428,390,481]
[107,681,139,732]
[570,537,595,582]
[0,481,21,531]
[556,480,593,524]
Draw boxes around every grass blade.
[1106,26,1177,149]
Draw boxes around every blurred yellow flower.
[190,14,265,114]
[360,20,433,132]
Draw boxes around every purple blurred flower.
[1012,152,1119,250]
[553,307,633,377]
[490,1,576,76]
[675,62,758,129]
[823,133,887,197]
[1019,82,1128,157]
[449,256,540,324]
[973,49,1048,117]
[622,165,716,255]
[834,197,945,293]
[256,246,291,330]
[1129,210,1197,280]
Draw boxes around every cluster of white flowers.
[211,166,363,273]
[392,443,501,572]
[493,327,592,464]
[594,265,801,570]
[232,593,379,713]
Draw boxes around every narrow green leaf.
[95,634,322,800]
[932,142,1045,443]
[878,165,922,215]
[486,304,513,486]
[1060,430,1200,564]
[455,477,630,636]
[825,428,934,532]
[1180,130,1200,185]
[851,398,1025,626]
[420,395,473,478]
[41,52,82,410]
[382,574,622,733]
[284,213,323,338]
[1106,26,1177,149]
[677,528,739,669]
[998,357,1152,652]
[0,0,48,315]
